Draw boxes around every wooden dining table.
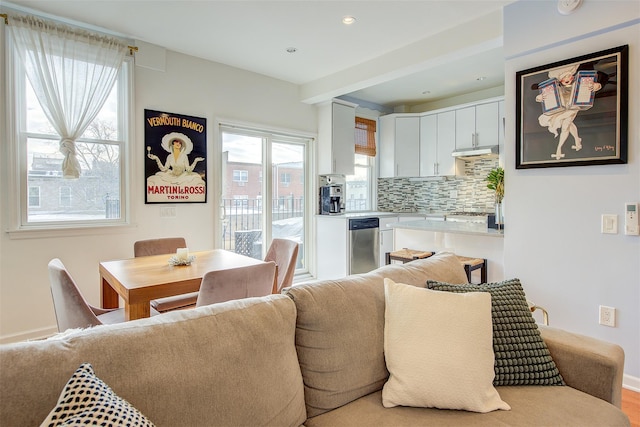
[100,249,269,321]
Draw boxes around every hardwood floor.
[622,388,640,427]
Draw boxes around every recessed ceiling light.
[476,76,487,81]
[342,15,356,25]
[286,47,297,54]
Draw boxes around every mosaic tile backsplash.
[377,157,499,213]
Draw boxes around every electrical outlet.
[599,305,616,327]
[449,190,458,199]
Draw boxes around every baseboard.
[0,326,57,344]
[623,374,640,392]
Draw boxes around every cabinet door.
[419,114,437,176]
[316,217,348,280]
[378,115,396,178]
[394,117,420,177]
[455,106,476,149]
[436,111,457,175]
[331,102,355,175]
[475,102,499,147]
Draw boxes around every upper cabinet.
[378,97,504,178]
[419,111,457,176]
[379,115,420,178]
[318,100,357,176]
[455,101,501,149]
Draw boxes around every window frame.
[4,35,134,235]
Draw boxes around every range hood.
[451,145,499,159]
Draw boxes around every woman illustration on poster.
[535,64,602,160]
[147,132,205,186]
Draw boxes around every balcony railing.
[222,196,304,253]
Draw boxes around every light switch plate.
[601,214,617,234]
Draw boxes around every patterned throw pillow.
[427,278,565,386]
[41,363,155,427]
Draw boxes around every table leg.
[101,277,119,309]
[126,302,150,321]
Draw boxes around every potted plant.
[486,167,504,227]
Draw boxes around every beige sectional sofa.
[0,253,629,426]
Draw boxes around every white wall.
[503,1,640,386]
[0,47,317,342]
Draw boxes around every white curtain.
[8,14,127,178]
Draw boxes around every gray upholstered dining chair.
[195,261,277,307]
[133,237,198,313]
[48,258,128,332]
[264,238,299,294]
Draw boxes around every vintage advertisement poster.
[144,109,207,203]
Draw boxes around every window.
[28,186,40,208]
[346,116,377,212]
[233,195,249,207]
[281,172,291,186]
[6,18,132,230]
[346,154,373,211]
[59,187,72,207]
[233,170,249,184]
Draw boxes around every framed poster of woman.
[515,45,628,169]
[144,109,207,203]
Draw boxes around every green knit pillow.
[426,278,565,386]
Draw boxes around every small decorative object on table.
[169,248,195,266]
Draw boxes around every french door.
[219,125,311,274]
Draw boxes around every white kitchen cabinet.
[316,216,348,280]
[379,216,398,267]
[455,101,501,149]
[318,100,357,175]
[419,111,457,176]
[379,114,420,178]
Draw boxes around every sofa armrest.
[539,325,624,408]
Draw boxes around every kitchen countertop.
[391,219,504,237]
[315,211,446,219]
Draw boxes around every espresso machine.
[318,175,345,215]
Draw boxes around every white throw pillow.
[382,278,510,413]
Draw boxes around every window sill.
[6,222,138,240]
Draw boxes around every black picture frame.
[515,45,628,169]
[144,109,207,203]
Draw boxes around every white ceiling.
[3,0,515,109]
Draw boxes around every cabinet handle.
[380,232,384,245]
[433,163,436,175]
[472,133,475,147]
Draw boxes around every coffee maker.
[318,174,345,215]
[319,185,343,215]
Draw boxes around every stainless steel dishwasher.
[349,217,379,275]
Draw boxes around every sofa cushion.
[284,252,469,418]
[427,278,565,386]
[382,279,510,413]
[303,387,630,427]
[0,295,306,427]
[41,363,155,426]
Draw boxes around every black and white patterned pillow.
[41,363,155,426]
[427,278,565,386]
